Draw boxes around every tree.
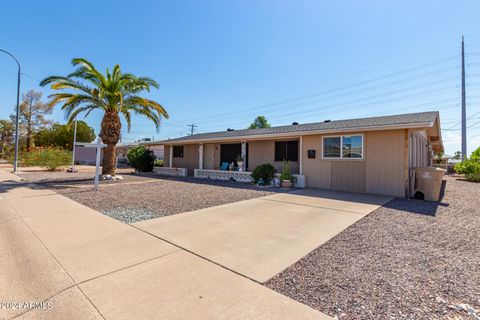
[40,58,168,175]
[36,121,96,149]
[453,151,462,160]
[0,120,14,159]
[11,90,53,151]
[248,116,271,129]
[471,147,480,161]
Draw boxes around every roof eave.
[150,121,435,145]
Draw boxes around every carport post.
[299,136,303,175]
[169,145,173,167]
[198,143,204,169]
[241,141,247,171]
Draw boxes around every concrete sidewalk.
[0,170,330,320]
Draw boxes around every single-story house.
[145,111,443,198]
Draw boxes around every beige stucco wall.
[164,146,170,165]
[365,130,406,197]
[302,129,406,197]
[203,143,216,170]
[170,141,299,173]
[163,129,407,197]
[202,143,221,170]
[247,140,299,174]
[171,144,199,176]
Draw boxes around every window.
[323,135,363,159]
[342,135,362,158]
[173,146,184,158]
[275,141,299,161]
[323,137,341,158]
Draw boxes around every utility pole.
[461,36,467,160]
[0,49,21,173]
[187,124,197,136]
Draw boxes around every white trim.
[198,143,204,170]
[299,135,303,175]
[194,169,306,188]
[321,134,364,160]
[241,141,247,172]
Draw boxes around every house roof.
[147,111,441,145]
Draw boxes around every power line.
[20,72,42,83]
[443,109,480,131]
[196,84,461,132]
[213,39,469,105]
[168,60,460,126]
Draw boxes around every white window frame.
[322,134,364,160]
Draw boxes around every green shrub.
[127,145,156,172]
[455,153,480,182]
[22,147,72,171]
[251,163,276,184]
[153,159,164,167]
[471,147,480,162]
[465,171,480,182]
[279,160,292,181]
[454,159,479,175]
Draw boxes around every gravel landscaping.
[266,175,480,319]
[18,171,280,223]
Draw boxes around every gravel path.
[266,176,480,319]
[24,173,280,223]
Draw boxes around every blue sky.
[1,0,480,155]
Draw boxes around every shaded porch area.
[166,139,301,172]
[158,137,305,186]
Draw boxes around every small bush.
[153,159,164,167]
[22,147,72,171]
[279,160,292,181]
[454,159,479,175]
[465,171,480,182]
[127,146,156,172]
[251,163,276,184]
[455,155,480,182]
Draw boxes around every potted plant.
[280,160,293,188]
[236,155,244,171]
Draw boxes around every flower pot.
[281,180,292,188]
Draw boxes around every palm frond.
[43,57,167,135]
[123,96,169,118]
[122,110,132,132]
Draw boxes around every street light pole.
[70,118,78,172]
[0,49,21,173]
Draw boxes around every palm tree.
[40,58,168,175]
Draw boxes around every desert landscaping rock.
[20,171,282,222]
[101,207,164,223]
[266,175,480,319]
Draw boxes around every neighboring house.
[76,142,164,166]
[145,111,443,198]
[148,144,164,159]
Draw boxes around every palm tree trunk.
[100,110,121,175]
[102,144,117,175]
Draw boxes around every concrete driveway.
[134,188,392,283]
[0,170,330,320]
